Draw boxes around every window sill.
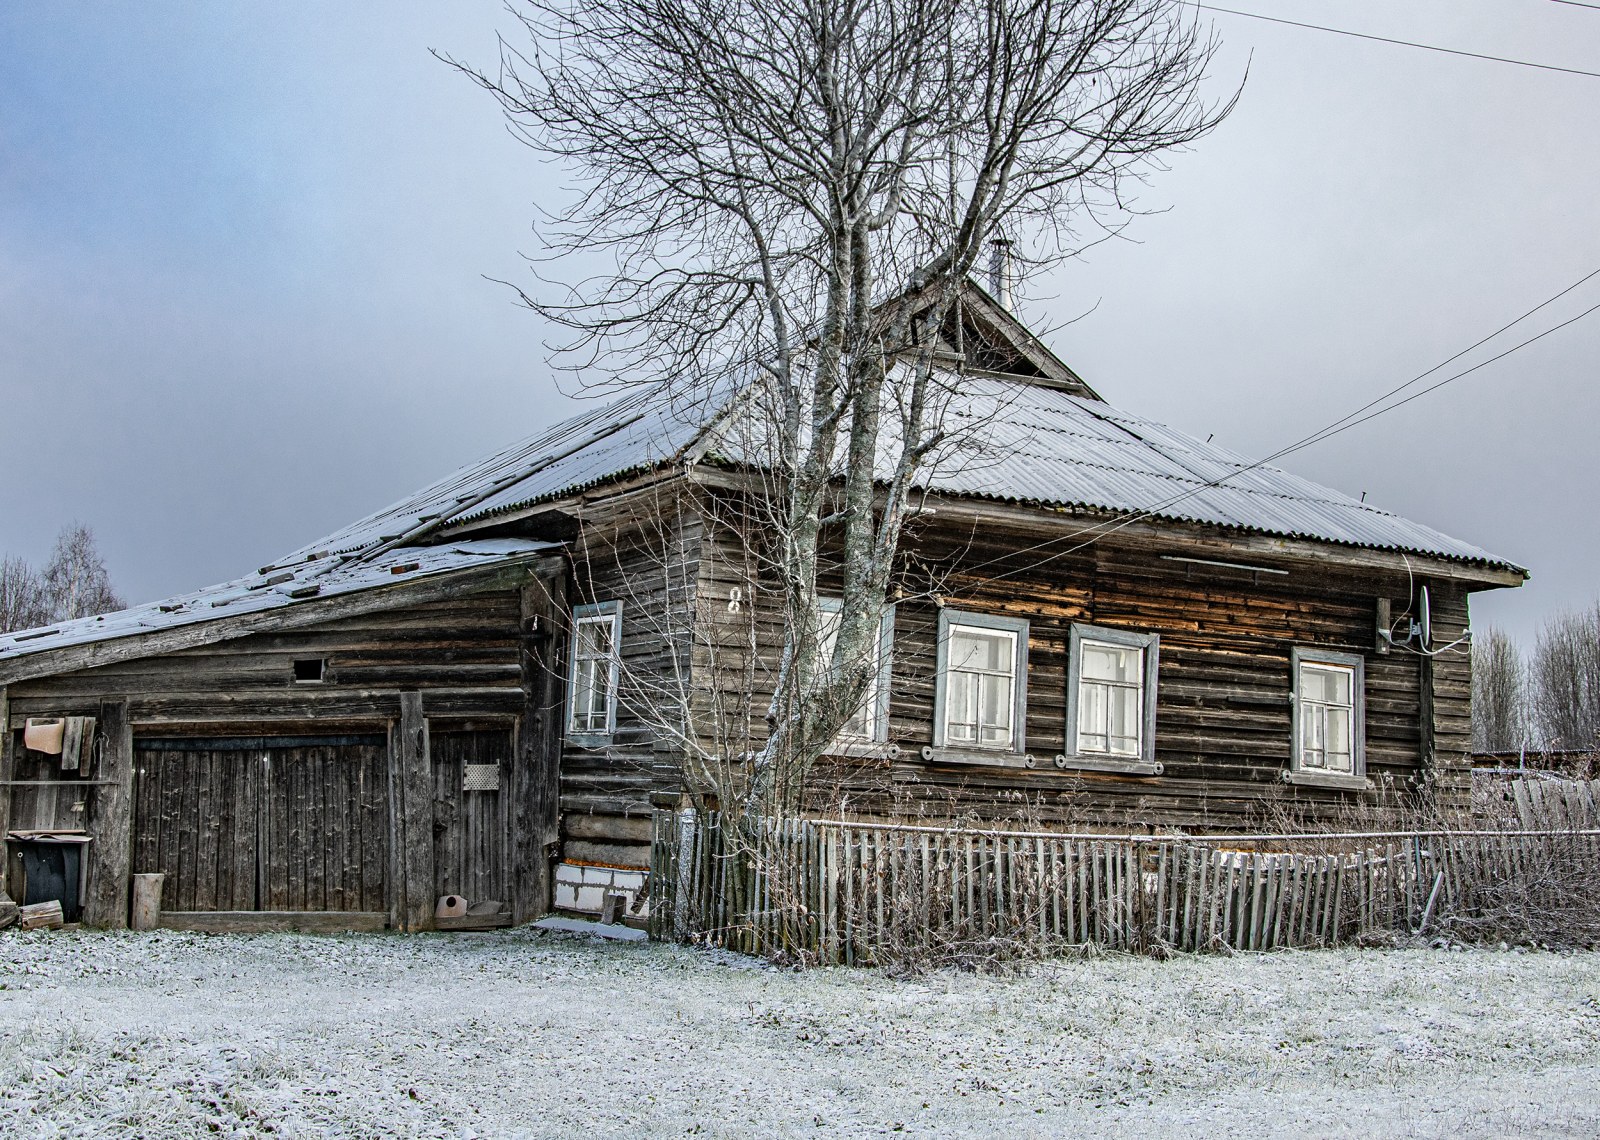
[826,741,901,760]
[1281,769,1372,792]
[920,745,1037,769]
[1054,754,1163,776]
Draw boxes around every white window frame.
[927,608,1030,766]
[816,597,895,749]
[1287,646,1370,790]
[567,601,622,744]
[1059,624,1161,776]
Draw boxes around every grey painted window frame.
[567,600,623,746]
[1059,623,1162,776]
[816,597,896,747]
[929,608,1030,764]
[1287,646,1371,791]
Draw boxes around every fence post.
[673,805,698,942]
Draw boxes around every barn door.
[132,736,388,914]
[429,728,512,911]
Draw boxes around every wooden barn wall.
[690,506,1482,832]
[3,591,527,735]
[1,577,567,927]
[557,495,703,858]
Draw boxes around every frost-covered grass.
[1,928,1597,1138]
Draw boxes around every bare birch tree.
[0,556,51,634]
[1529,604,1600,752]
[0,525,124,633]
[446,0,1231,816]
[1471,626,1526,754]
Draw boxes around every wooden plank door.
[259,740,388,913]
[133,743,260,911]
[133,736,388,913]
[429,728,512,909]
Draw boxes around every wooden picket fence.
[647,809,1600,962]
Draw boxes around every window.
[292,658,326,684]
[1061,625,1161,774]
[931,609,1029,759]
[1289,647,1368,789]
[816,598,894,743]
[568,602,622,740]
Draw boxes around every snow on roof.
[0,538,557,665]
[898,379,1518,569]
[278,384,737,562]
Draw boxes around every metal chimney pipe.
[988,238,1013,310]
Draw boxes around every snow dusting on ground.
[1,926,1597,1137]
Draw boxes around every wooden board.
[131,736,388,913]
[430,727,513,910]
[156,910,387,934]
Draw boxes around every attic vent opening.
[292,658,327,684]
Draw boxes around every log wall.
[690,503,1489,832]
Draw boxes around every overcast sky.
[1,1,1596,646]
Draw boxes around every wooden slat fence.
[647,810,1600,962]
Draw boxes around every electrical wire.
[1545,0,1600,11]
[1190,2,1600,79]
[946,265,1600,581]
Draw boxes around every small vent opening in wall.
[292,658,326,683]
[463,764,501,792]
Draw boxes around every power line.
[1191,3,1600,80]
[1545,0,1600,11]
[952,265,1600,580]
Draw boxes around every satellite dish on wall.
[1418,585,1432,650]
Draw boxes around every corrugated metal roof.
[883,379,1515,567]
[287,369,1515,573]
[694,374,1517,570]
[0,538,557,665]
[281,384,737,561]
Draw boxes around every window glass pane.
[947,670,978,742]
[578,618,612,659]
[1079,683,1107,741]
[1110,686,1140,754]
[1301,663,1353,707]
[979,675,1013,747]
[1324,707,1352,771]
[1301,707,1323,767]
[951,627,1011,673]
[1083,642,1139,683]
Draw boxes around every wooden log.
[131,872,164,931]
[513,574,565,924]
[394,692,434,932]
[158,909,387,933]
[20,899,64,930]
[0,686,11,898]
[563,813,652,843]
[81,699,134,928]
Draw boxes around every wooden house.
[0,284,1524,930]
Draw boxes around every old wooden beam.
[512,571,567,924]
[393,691,434,932]
[156,910,387,934]
[81,698,133,929]
[0,685,11,898]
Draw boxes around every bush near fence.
[648,809,1600,965]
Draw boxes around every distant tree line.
[1473,604,1600,754]
[0,524,125,634]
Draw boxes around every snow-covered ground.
[1,927,1596,1138]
